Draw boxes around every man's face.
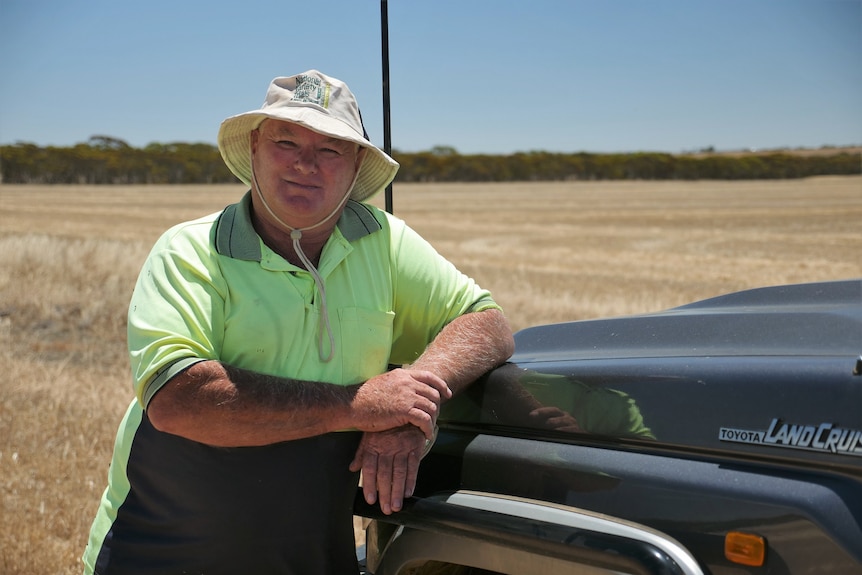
[250,119,364,231]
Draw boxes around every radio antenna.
[381,0,393,213]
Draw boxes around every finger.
[375,455,394,515]
[399,381,443,410]
[388,451,409,512]
[411,370,452,399]
[407,407,435,439]
[349,444,365,472]
[404,449,421,499]
[361,451,379,505]
[529,407,560,417]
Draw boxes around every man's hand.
[349,368,451,440]
[529,406,582,433]
[349,425,427,515]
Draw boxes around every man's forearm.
[409,308,515,396]
[146,358,451,447]
[146,360,354,447]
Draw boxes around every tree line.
[1,137,859,185]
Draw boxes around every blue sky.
[1,0,860,154]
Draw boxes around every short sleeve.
[127,219,227,407]
[387,216,500,364]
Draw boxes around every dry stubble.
[0,177,860,573]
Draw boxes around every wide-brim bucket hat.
[218,70,399,203]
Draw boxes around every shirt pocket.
[338,307,395,384]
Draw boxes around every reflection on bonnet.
[442,363,655,440]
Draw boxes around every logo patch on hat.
[293,75,331,109]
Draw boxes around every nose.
[293,147,318,174]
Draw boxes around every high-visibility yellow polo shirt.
[83,192,501,574]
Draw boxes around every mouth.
[283,178,322,193]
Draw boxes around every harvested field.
[1,177,860,573]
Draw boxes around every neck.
[248,169,349,268]
[251,207,335,267]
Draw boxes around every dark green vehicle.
[356,279,862,574]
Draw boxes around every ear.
[250,129,260,155]
[355,146,367,172]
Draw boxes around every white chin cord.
[250,153,360,363]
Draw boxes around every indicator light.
[725,531,766,567]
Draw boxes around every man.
[82,70,514,574]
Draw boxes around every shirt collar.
[214,191,382,261]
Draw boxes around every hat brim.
[218,107,399,203]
